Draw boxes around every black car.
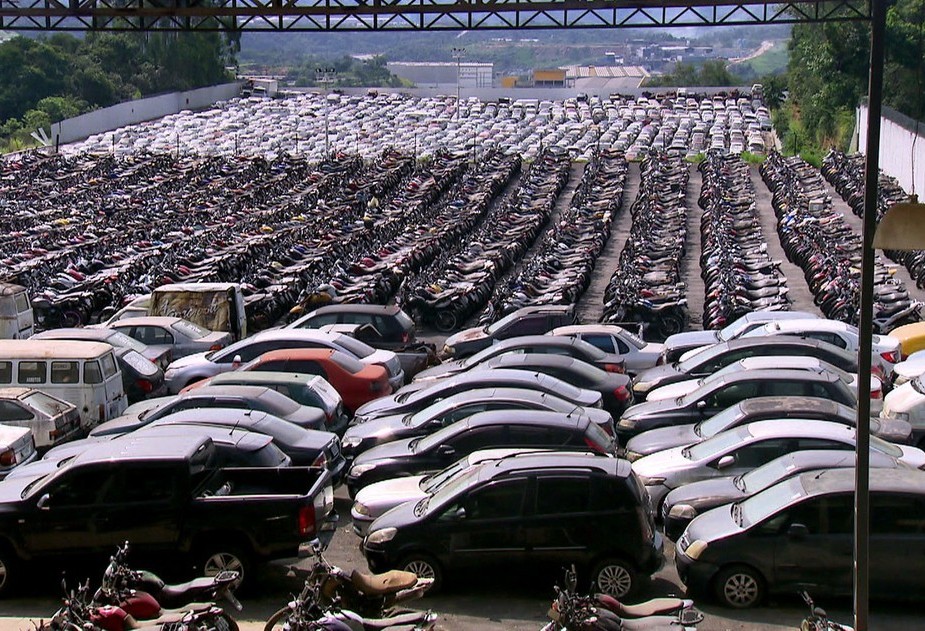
[345,409,617,495]
[623,396,913,461]
[660,448,903,540]
[632,338,859,401]
[615,370,856,439]
[353,368,603,422]
[675,468,925,608]
[114,347,167,404]
[342,387,613,459]
[288,304,416,350]
[442,305,577,359]
[474,353,633,418]
[362,453,662,598]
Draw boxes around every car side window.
[0,401,33,421]
[535,477,591,515]
[507,425,571,446]
[84,360,103,384]
[809,383,838,399]
[285,360,327,378]
[795,438,851,452]
[308,314,338,328]
[136,326,174,346]
[51,361,80,384]
[463,479,528,520]
[871,494,925,535]
[169,398,213,412]
[820,494,855,535]
[45,468,112,507]
[446,428,497,452]
[706,382,760,409]
[581,334,616,354]
[222,342,275,363]
[103,467,180,504]
[504,318,549,337]
[18,361,46,385]
[761,380,808,397]
[727,438,792,469]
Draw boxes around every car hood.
[632,445,689,478]
[366,495,424,533]
[896,444,925,469]
[354,393,406,417]
[344,415,408,443]
[351,436,417,466]
[664,477,743,512]
[166,350,212,371]
[663,331,721,350]
[894,356,925,383]
[88,413,149,437]
[413,360,466,382]
[622,397,687,421]
[625,424,699,457]
[0,473,46,503]
[354,476,427,513]
[882,383,922,415]
[645,379,699,402]
[684,502,744,546]
[5,458,68,480]
[871,417,913,444]
[633,364,684,389]
[445,327,489,348]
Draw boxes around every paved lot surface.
[3,163,925,630]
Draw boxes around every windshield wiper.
[732,475,747,492]
[731,502,743,526]
[693,423,702,437]
[401,414,414,426]
[681,446,692,459]
[413,496,430,517]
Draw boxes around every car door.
[522,475,600,567]
[713,438,795,476]
[769,493,854,594]
[868,493,925,597]
[440,477,530,569]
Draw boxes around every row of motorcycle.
[760,151,920,332]
[697,151,790,329]
[821,148,925,292]
[601,151,691,341]
[479,148,628,322]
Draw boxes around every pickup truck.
[0,434,336,595]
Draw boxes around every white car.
[548,324,665,374]
[891,349,925,386]
[880,377,925,448]
[740,318,901,380]
[645,356,883,413]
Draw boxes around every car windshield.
[258,390,301,416]
[423,465,483,512]
[408,397,462,427]
[684,427,750,461]
[421,458,472,493]
[738,458,800,493]
[332,335,375,359]
[462,344,511,368]
[106,330,149,353]
[718,318,756,341]
[485,311,522,335]
[870,434,904,458]
[416,425,458,453]
[737,476,805,528]
[171,320,210,339]
[21,391,71,416]
[695,405,745,438]
[676,344,725,372]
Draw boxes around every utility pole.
[315,67,336,156]
[451,47,465,121]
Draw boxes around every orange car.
[238,348,392,414]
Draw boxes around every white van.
[0,340,127,430]
[0,283,34,339]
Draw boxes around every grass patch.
[740,151,767,164]
[741,41,789,76]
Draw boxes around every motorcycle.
[799,592,853,631]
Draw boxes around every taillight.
[210,344,224,351]
[401,332,410,344]
[604,363,624,374]
[613,385,631,402]
[871,389,882,399]
[311,451,329,469]
[881,350,900,364]
[0,448,16,467]
[584,435,608,454]
[136,378,154,394]
[298,505,316,537]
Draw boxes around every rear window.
[100,353,118,378]
[585,420,612,452]
[18,361,46,385]
[22,390,71,416]
[121,350,159,377]
[107,331,149,353]
[171,320,210,339]
[395,310,415,330]
[249,442,291,467]
[333,335,375,359]
[329,350,365,373]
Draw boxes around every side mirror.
[454,506,467,520]
[696,400,707,411]
[437,444,456,458]
[716,455,735,469]
[37,493,51,510]
[788,523,809,540]
[233,354,242,364]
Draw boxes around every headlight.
[668,504,698,519]
[367,527,397,544]
[164,368,177,378]
[638,475,666,486]
[634,381,654,393]
[624,450,644,462]
[684,539,708,560]
[349,463,377,477]
[342,436,363,449]
[353,502,370,516]
[617,418,637,429]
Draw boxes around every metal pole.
[855,1,887,629]
[452,47,465,121]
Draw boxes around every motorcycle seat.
[150,602,215,625]
[356,611,432,629]
[160,577,222,602]
[351,569,418,595]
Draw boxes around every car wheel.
[714,564,765,609]
[591,558,636,599]
[400,553,443,594]
[0,543,16,596]
[199,544,252,594]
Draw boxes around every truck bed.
[195,466,325,498]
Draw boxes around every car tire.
[713,564,765,609]
[198,543,252,594]
[591,557,636,599]
[0,543,17,596]
[400,553,443,594]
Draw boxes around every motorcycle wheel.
[433,311,458,333]
[263,608,292,631]
[61,310,83,328]
[658,313,684,339]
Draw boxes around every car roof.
[484,353,583,369]
[738,396,846,417]
[759,319,849,334]
[110,316,185,327]
[306,304,402,317]
[461,409,585,430]
[132,424,274,452]
[491,335,589,351]
[251,329,339,343]
[479,452,626,481]
[72,433,211,465]
[431,387,561,406]
[771,448,896,471]
[34,328,115,340]
[253,348,336,362]
[743,419,855,441]
[721,336,836,353]
[733,356,832,371]
[0,340,114,359]
[505,304,574,316]
[801,467,925,496]
[708,369,840,386]
[151,408,274,424]
[178,385,275,399]
[737,310,818,323]
[210,371,318,386]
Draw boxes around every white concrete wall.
[50,83,241,147]
[858,103,925,197]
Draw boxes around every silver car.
[548,324,665,374]
[109,317,232,360]
[163,329,404,393]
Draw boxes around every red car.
[240,348,392,413]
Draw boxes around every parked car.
[162,329,403,393]
[33,327,172,372]
[345,409,617,495]
[548,324,665,374]
[143,408,346,482]
[675,468,925,607]
[182,371,348,434]
[0,387,82,449]
[631,419,925,510]
[632,337,862,400]
[353,368,603,423]
[643,356,880,412]
[109,316,232,359]
[0,424,37,479]
[361,452,661,598]
[89,385,327,437]
[238,349,391,415]
[114,347,167,404]
[660,310,820,364]
[288,304,416,350]
[661,449,904,540]
[414,335,624,383]
[891,349,925,386]
[740,318,901,379]
[350,448,561,535]
[879,375,925,448]
[624,396,912,462]
[616,369,858,439]
[887,320,925,359]
[442,304,577,359]
[342,388,612,459]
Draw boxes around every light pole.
[315,67,336,156]
[451,47,465,121]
